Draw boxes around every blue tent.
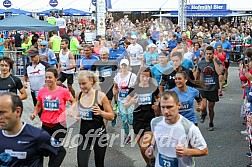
[170,10,232,17]
[62,8,91,16]
[0,15,59,31]
[37,8,91,16]
[37,9,61,16]
[0,8,32,16]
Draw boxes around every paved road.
[21,65,249,167]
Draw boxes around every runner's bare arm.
[30,101,42,120]
[176,145,208,157]
[19,87,27,100]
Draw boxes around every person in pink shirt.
[30,68,75,166]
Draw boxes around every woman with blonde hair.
[74,70,114,167]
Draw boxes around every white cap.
[120,59,129,66]
[131,35,137,39]
[148,43,157,48]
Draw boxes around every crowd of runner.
[0,13,252,167]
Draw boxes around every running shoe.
[208,123,214,131]
[246,152,251,158]
[241,130,248,135]
[218,90,223,96]
[113,103,118,112]
[124,136,131,144]
[247,163,252,167]
[222,83,228,88]
[200,115,206,123]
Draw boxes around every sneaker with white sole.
[241,130,248,135]
[208,123,214,131]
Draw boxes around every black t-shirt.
[91,60,118,92]
[14,33,22,47]
[129,84,159,121]
[0,123,58,167]
[0,74,24,94]
[160,66,195,89]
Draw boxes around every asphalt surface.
[22,65,250,167]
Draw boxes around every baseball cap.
[148,43,157,48]
[215,34,220,38]
[131,35,137,39]
[112,38,120,43]
[27,48,39,57]
[120,59,129,66]
[173,34,177,37]
[40,40,48,46]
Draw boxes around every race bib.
[138,93,152,105]
[101,68,112,77]
[131,54,137,61]
[119,89,129,98]
[203,76,215,85]
[180,101,190,112]
[79,107,93,120]
[159,153,178,167]
[44,99,59,111]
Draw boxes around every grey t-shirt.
[197,58,221,91]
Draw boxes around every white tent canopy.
[108,0,252,11]
[0,0,251,12]
[0,0,96,12]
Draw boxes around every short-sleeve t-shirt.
[50,35,62,52]
[151,64,172,84]
[143,51,159,66]
[151,116,207,167]
[197,59,221,91]
[47,17,56,25]
[70,37,80,55]
[172,86,201,124]
[79,55,100,70]
[129,84,159,122]
[0,123,58,167]
[91,60,118,92]
[160,67,195,90]
[37,86,71,125]
[0,74,24,94]
[114,72,137,102]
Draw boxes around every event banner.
[187,4,227,11]
[97,0,106,36]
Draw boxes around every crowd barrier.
[2,50,83,77]
[4,40,251,77]
[229,40,252,62]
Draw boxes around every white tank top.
[59,49,75,74]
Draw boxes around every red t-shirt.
[214,51,226,69]
[37,86,71,125]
